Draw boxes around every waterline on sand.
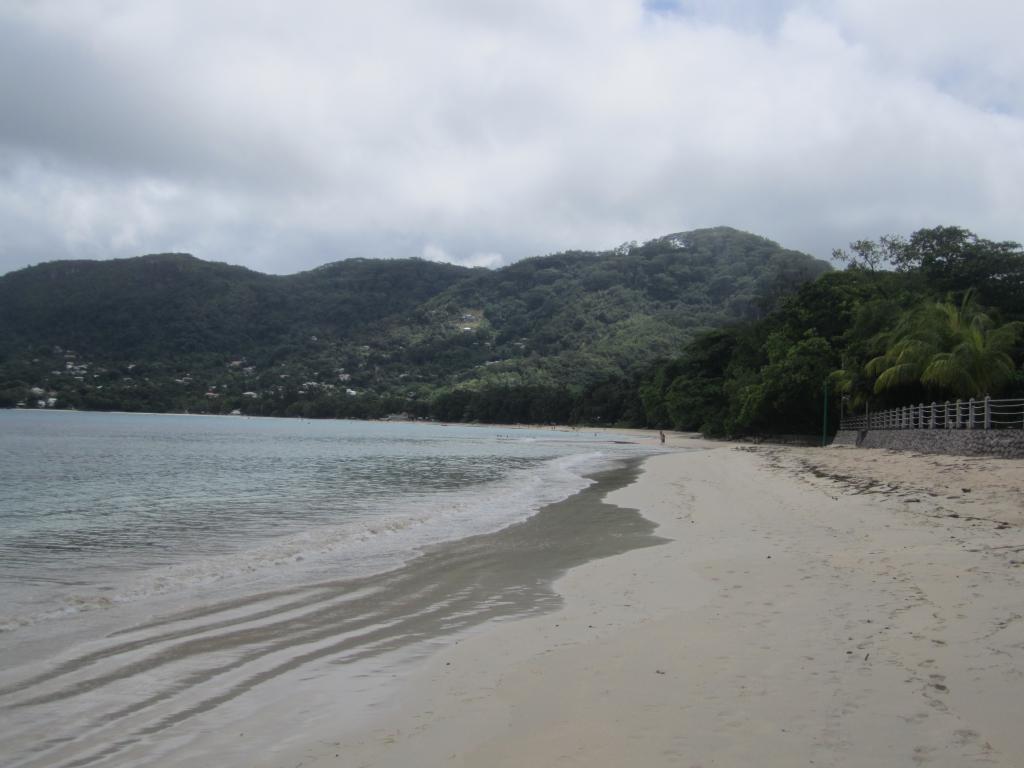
[0,458,666,768]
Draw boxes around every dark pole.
[822,380,829,447]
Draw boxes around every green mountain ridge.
[0,227,831,419]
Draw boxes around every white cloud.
[423,243,503,269]
[0,0,1022,275]
[829,0,1024,113]
[421,244,451,264]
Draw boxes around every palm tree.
[867,291,1022,399]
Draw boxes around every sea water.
[0,410,660,768]
[0,410,647,630]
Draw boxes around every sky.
[1,0,1022,276]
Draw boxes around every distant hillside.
[0,227,830,420]
[0,254,474,361]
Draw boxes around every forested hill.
[628,226,1024,438]
[0,253,475,360]
[0,227,830,419]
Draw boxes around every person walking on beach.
[659,430,666,444]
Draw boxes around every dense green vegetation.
[0,227,829,419]
[6,224,1017,435]
[621,227,1024,437]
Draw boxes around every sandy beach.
[278,437,1024,768]
[6,432,1022,768]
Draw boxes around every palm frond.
[920,355,977,395]
[874,363,924,393]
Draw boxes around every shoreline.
[282,441,1024,767]
[0,453,662,768]
[7,434,1022,766]
[0,413,660,638]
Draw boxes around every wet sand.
[0,459,662,768]
[292,440,1024,767]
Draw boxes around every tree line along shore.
[2,225,1021,438]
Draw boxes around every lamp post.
[821,380,829,447]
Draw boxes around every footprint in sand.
[899,711,930,724]
[912,744,935,764]
[927,697,949,712]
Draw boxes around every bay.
[0,410,662,768]
[0,410,647,630]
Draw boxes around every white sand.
[277,441,1024,768]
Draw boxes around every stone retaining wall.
[831,428,1024,458]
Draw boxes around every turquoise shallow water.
[0,410,650,630]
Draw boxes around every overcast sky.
[1,0,1022,276]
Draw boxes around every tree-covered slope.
[626,226,1024,438]
[385,227,830,391]
[0,254,473,363]
[0,227,830,418]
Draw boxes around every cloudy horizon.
[1,0,1022,276]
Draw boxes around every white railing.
[840,397,1024,431]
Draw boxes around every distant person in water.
[659,430,666,444]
